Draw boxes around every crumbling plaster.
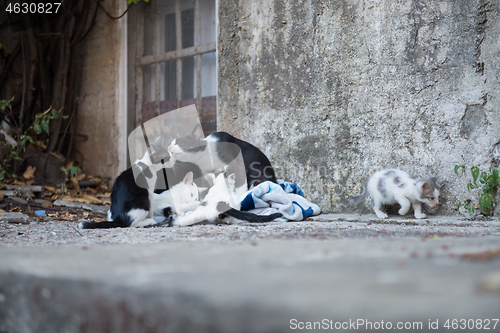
[218,0,500,214]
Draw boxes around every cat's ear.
[431,176,444,189]
[183,171,194,185]
[227,173,236,185]
[191,125,204,141]
[419,180,433,195]
[148,137,162,155]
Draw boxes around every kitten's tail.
[219,208,283,222]
[347,186,367,203]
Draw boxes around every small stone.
[0,212,30,223]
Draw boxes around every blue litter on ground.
[35,210,46,216]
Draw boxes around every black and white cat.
[77,138,200,229]
[173,167,282,227]
[349,169,442,219]
[168,125,277,187]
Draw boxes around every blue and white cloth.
[239,180,321,221]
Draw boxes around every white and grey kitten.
[349,169,442,219]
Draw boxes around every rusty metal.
[136,42,216,66]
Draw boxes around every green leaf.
[457,200,461,210]
[70,167,81,177]
[479,171,488,184]
[478,193,494,215]
[41,120,50,134]
[454,164,463,176]
[471,166,480,185]
[62,115,69,119]
[466,183,474,192]
[33,123,42,134]
[36,112,43,119]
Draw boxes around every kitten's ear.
[227,173,236,182]
[431,176,444,189]
[183,171,194,185]
[419,180,433,195]
[191,125,204,141]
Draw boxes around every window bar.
[195,0,202,120]
[135,3,145,127]
[155,10,161,117]
[175,0,182,109]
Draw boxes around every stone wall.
[218,0,500,215]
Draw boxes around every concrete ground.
[1,213,500,332]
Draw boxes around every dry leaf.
[13,179,26,185]
[59,195,102,205]
[35,140,47,149]
[42,202,53,208]
[0,193,5,199]
[45,186,55,192]
[70,177,81,192]
[82,211,90,217]
[97,192,111,198]
[82,194,102,204]
[0,209,5,213]
[23,165,36,179]
[76,173,86,181]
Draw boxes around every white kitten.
[172,171,239,227]
[153,171,200,217]
[350,169,442,219]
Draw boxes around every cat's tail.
[77,221,126,229]
[77,218,129,229]
[217,204,282,223]
[347,186,367,203]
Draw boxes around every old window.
[129,0,216,135]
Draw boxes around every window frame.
[133,0,216,127]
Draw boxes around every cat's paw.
[414,213,427,219]
[375,211,388,219]
[398,207,410,215]
[170,217,181,226]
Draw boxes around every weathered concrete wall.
[75,0,126,180]
[218,0,500,215]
